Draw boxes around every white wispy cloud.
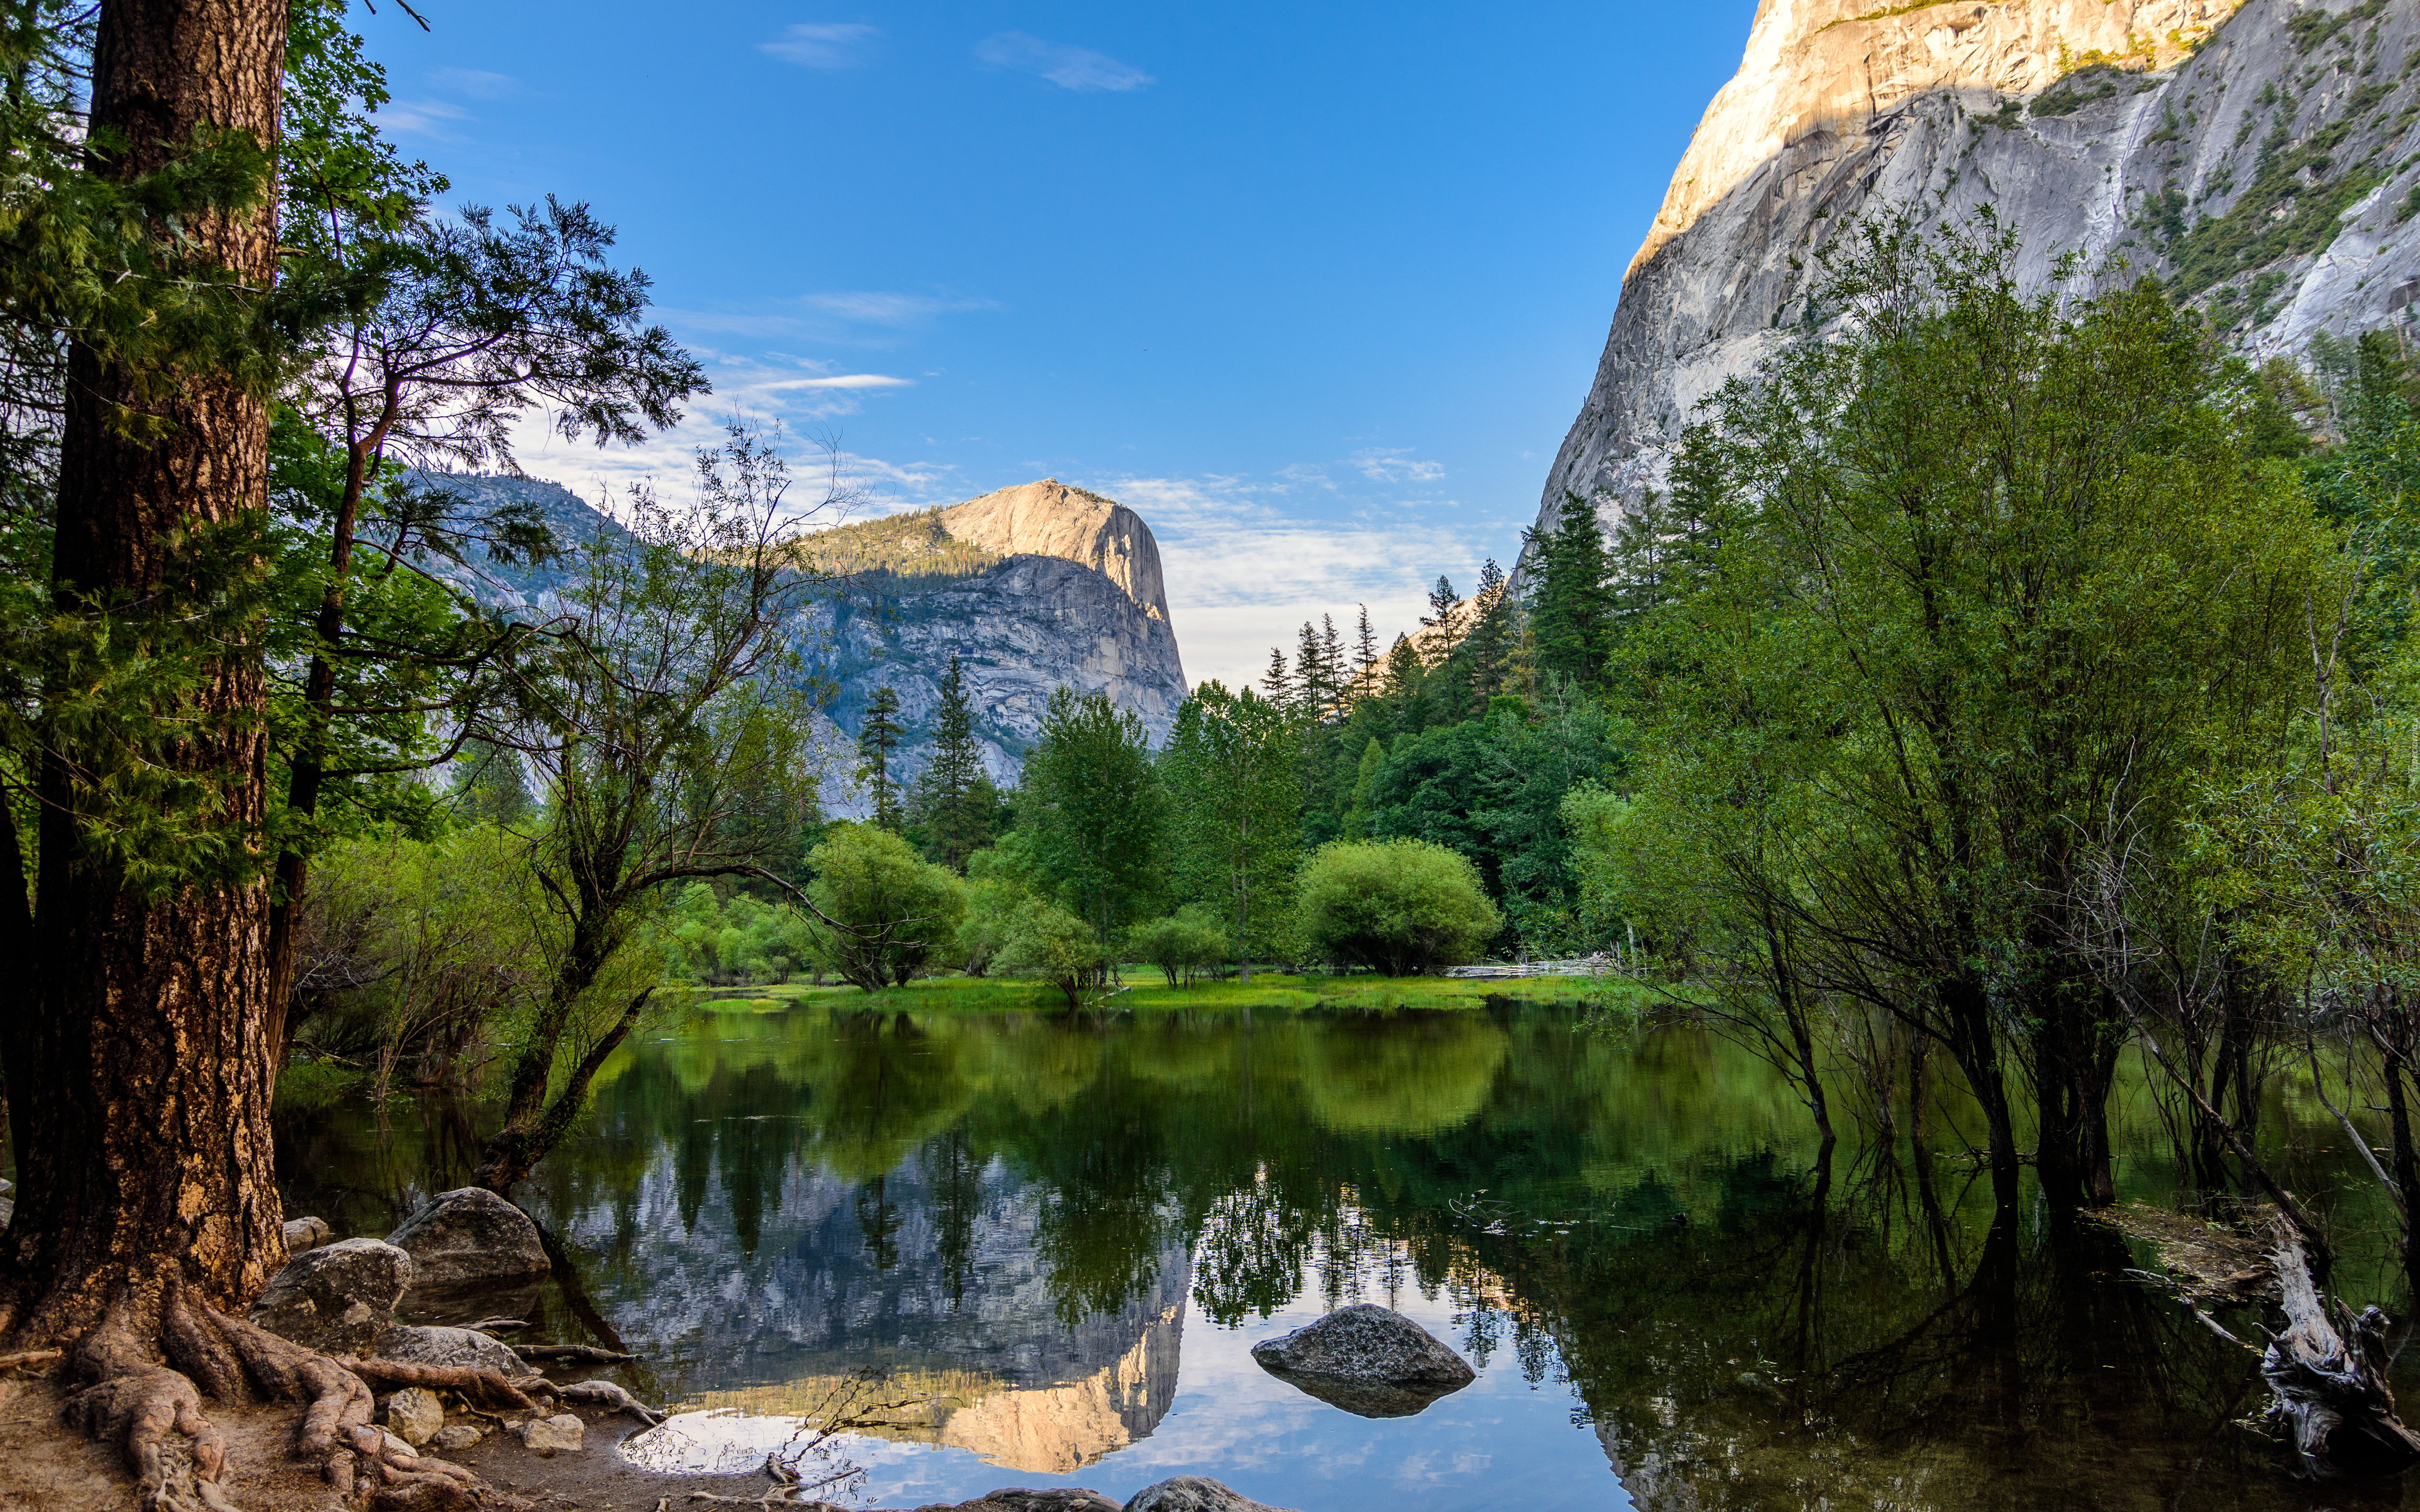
[661,291,998,346]
[975,33,1154,93]
[760,23,884,69]
[766,373,916,390]
[376,98,469,137]
[1352,446,1446,484]
[1103,474,1479,691]
[428,67,516,99]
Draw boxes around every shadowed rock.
[249,1237,414,1357]
[1249,1303,1475,1419]
[387,1186,550,1289]
[379,1323,525,1376]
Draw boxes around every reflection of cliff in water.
[553,1133,1190,1472]
[679,1298,1183,1474]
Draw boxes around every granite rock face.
[1533,0,2420,551]
[406,472,1188,795]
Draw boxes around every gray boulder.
[427,1423,485,1452]
[377,1323,525,1377]
[380,1387,446,1448]
[1248,1303,1476,1419]
[247,1237,414,1357]
[281,1215,331,1257]
[1125,1479,1299,1512]
[515,1414,583,1455]
[386,1187,549,1290]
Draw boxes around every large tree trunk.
[0,0,289,1341]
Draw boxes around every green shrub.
[807,823,967,991]
[1127,905,1227,988]
[996,900,1105,1008]
[1294,839,1502,975]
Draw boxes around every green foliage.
[667,882,817,986]
[805,823,968,991]
[1020,685,1167,941]
[1523,491,1616,690]
[1295,839,1502,975]
[995,897,1105,1009]
[909,656,995,871]
[786,505,1005,585]
[2164,115,2386,304]
[1126,905,1229,988]
[2027,64,2124,117]
[292,824,549,1097]
[1622,214,2332,1192]
[1162,680,1299,974]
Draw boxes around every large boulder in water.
[247,1237,414,1357]
[1125,1479,1300,1512]
[386,1187,549,1290]
[1248,1303,1476,1419]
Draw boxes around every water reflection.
[275,1001,2410,1512]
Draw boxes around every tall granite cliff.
[806,479,1188,797]
[408,472,1188,800]
[1535,0,2420,541]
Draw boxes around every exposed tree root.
[348,1357,542,1414]
[42,1274,530,1509]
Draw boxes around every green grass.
[759,969,1664,1016]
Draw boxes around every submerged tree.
[1615,215,2326,1209]
[470,430,838,1192]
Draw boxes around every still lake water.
[274,998,2416,1511]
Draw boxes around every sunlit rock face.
[1534,0,2420,547]
[399,472,1188,794]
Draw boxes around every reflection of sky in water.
[624,1272,1632,1511]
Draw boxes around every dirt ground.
[0,1372,908,1512]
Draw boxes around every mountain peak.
[940,480,1174,624]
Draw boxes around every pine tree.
[857,686,905,830]
[911,656,988,870]
[1355,605,1379,681]
[1462,558,1511,699]
[1422,576,1463,655]
[1261,646,1295,709]
[1296,620,1329,712]
[1321,615,1346,704]
[1524,491,1616,689]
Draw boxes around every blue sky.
[361,1,1756,687]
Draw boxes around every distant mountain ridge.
[406,470,1189,806]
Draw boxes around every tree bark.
[0,0,289,1340]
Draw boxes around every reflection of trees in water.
[280,1003,2407,1509]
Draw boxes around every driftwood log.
[2262,1217,2420,1473]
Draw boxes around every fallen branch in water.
[559,1377,664,1425]
[2263,1215,2420,1474]
[516,1342,638,1364]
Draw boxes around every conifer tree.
[1296,620,1330,712]
[1355,604,1379,681]
[858,686,905,830]
[1422,576,1464,655]
[1525,491,1616,689]
[1321,615,1346,699]
[1462,558,1512,698]
[1261,645,1295,709]
[913,656,991,870]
